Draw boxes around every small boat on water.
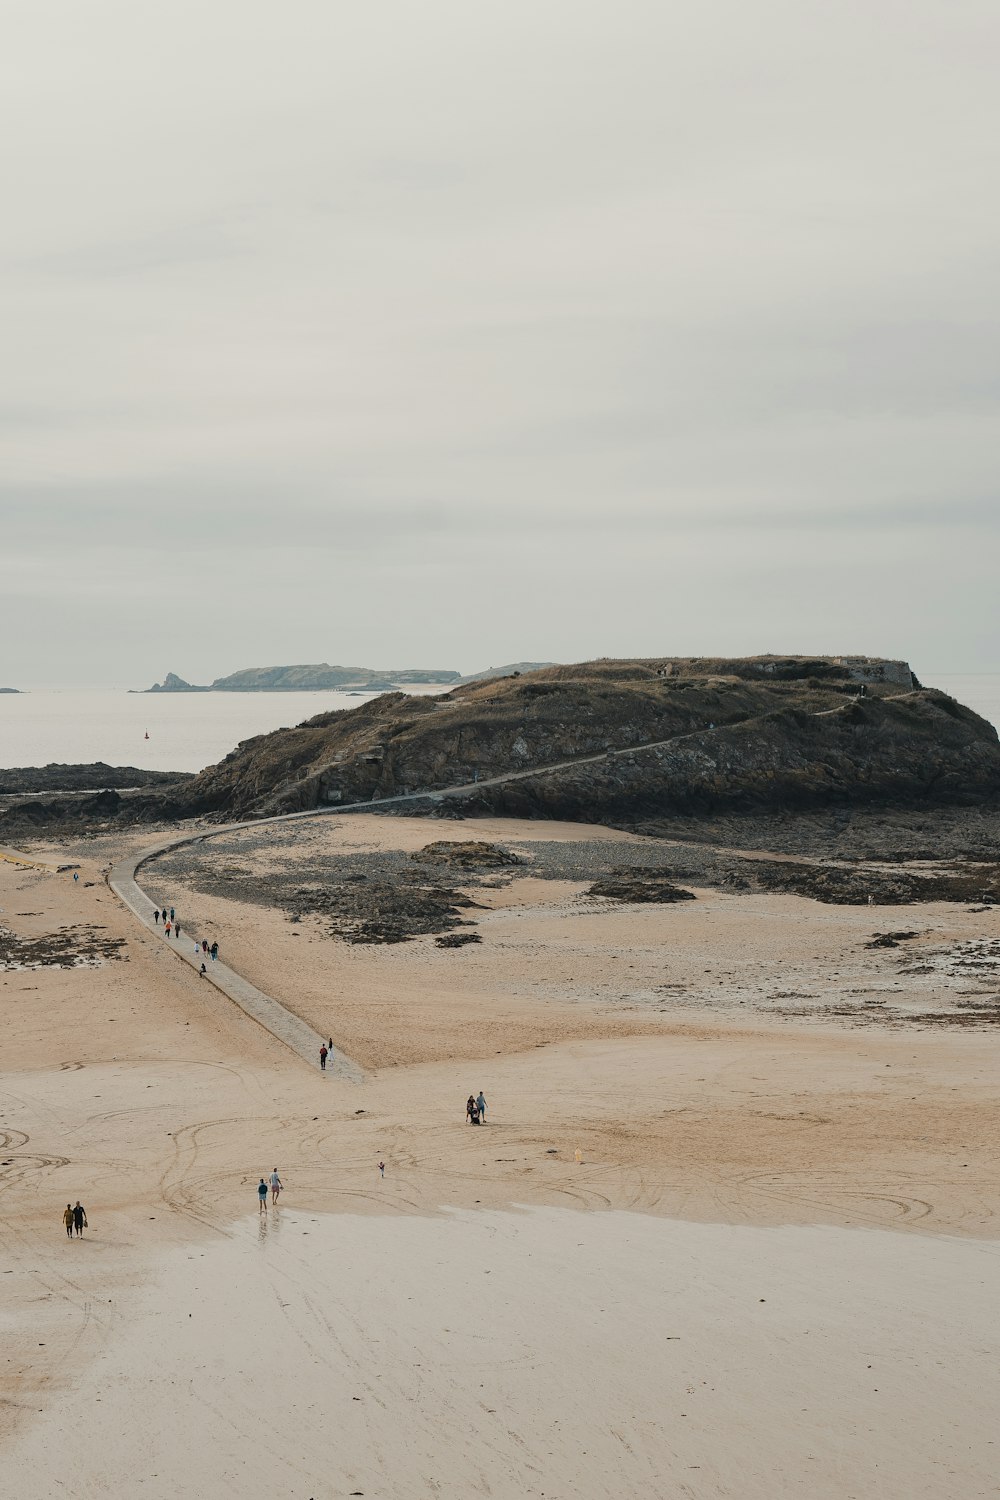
[144,730,149,740]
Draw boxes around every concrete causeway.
[108,833,363,1080]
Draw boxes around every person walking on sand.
[466,1094,478,1124]
[72,1201,88,1237]
[201,939,208,954]
[154,909,160,925]
[174,921,181,940]
[63,1203,74,1238]
[258,1178,268,1214]
[169,907,175,923]
[164,920,172,938]
[319,1043,328,1072]
[378,1160,385,1179]
[210,941,218,961]
[269,1168,283,1205]
[477,1090,487,1123]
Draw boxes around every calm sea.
[0,674,997,775]
[0,687,445,774]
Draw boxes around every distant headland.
[134,662,557,693]
[136,664,461,694]
[0,686,22,694]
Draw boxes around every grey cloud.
[1,0,997,685]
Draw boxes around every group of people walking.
[153,906,183,940]
[62,1082,493,1241]
[153,906,218,966]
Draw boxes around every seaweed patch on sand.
[0,923,127,970]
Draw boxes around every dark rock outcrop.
[587,872,696,903]
[0,923,127,969]
[288,877,481,944]
[0,763,190,794]
[410,841,521,870]
[735,856,1000,906]
[143,672,203,693]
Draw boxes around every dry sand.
[2,815,999,1497]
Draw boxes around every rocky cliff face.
[166,658,1000,823]
[453,692,1000,823]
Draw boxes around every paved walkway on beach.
[108,842,362,1079]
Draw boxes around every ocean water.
[0,675,996,775]
[925,672,1000,734]
[0,686,445,775]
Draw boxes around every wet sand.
[2,814,999,1496]
[6,1206,999,1499]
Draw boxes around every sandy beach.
[2,814,999,1497]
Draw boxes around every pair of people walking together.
[258,1169,282,1211]
[62,1201,87,1237]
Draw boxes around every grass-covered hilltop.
[169,655,1000,823]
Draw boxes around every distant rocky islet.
[136,662,554,693]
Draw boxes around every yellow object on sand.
[0,847,77,874]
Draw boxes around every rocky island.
[5,656,999,858]
[138,664,462,693]
[162,654,999,822]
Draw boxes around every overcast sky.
[2,1,997,687]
